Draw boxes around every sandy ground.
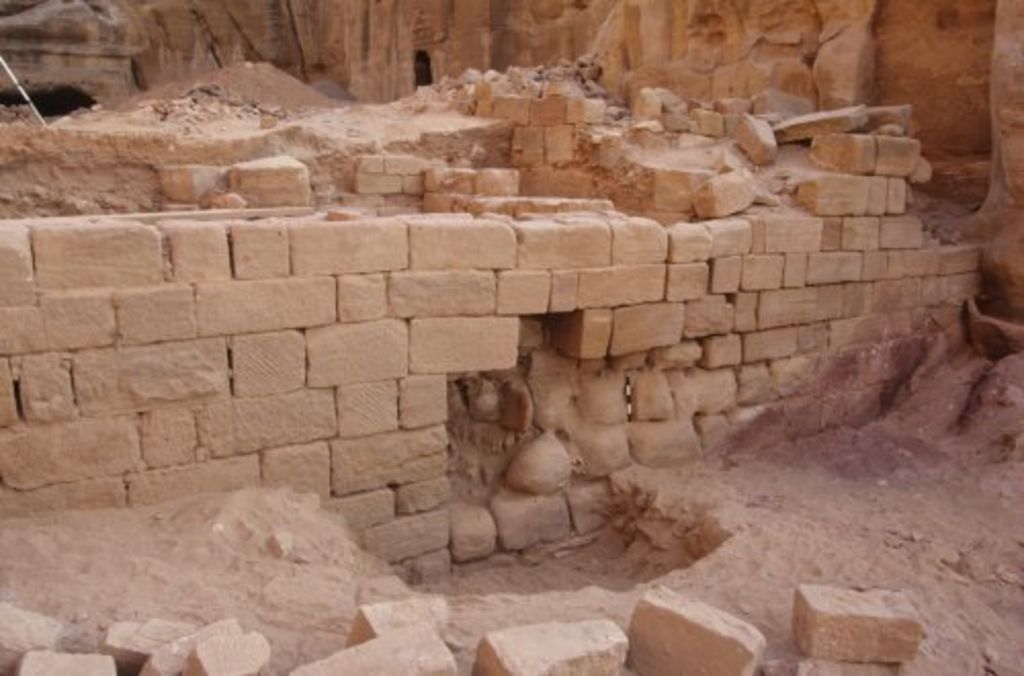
[0,348,1021,675]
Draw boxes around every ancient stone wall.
[0,208,980,568]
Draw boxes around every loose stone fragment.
[474,620,628,676]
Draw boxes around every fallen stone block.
[141,619,242,676]
[102,619,200,673]
[629,588,766,676]
[291,625,455,676]
[0,604,62,674]
[18,651,115,675]
[792,585,923,664]
[159,165,225,204]
[874,137,921,177]
[504,433,572,496]
[347,596,449,647]
[363,509,450,562]
[228,155,311,207]
[474,620,628,676]
[653,168,714,212]
[451,503,497,562]
[734,115,778,166]
[693,108,726,137]
[183,631,270,676]
[810,135,877,175]
[694,171,756,219]
[490,489,571,551]
[633,88,663,120]
[774,107,869,144]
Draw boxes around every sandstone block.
[184,632,270,676]
[229,222,290,280]
[490,489,571,550]
[752,88,816,117]
[734,115,778,166]
[806,253,863,285]
[347,596,449,647]
[668,223,714,263]
[667,263,710,301]
[474,620,628,676]
[822,218,842,251]
[396,477,450,515]
[475,169,520,197]
[128,457,260,506]
[579,373,626,424]
[841,217,880,251]
[231,331,305,396]
[103,619,200,673]
[654,169,713,212]
[0,360,16,428]
[451,503,497,562]
[744,328,798,362]
[886,179,907,215]
[629,420,701,467]
[0,416,139,489]
[159,165,224,204]
[197,390,336,457]
[610,303,685,356]
[0,603,62,674]
[702,334,743,368]
[197,278,335,336]
[577,265,666,308]
[874,137,922,177]
[879,217,923,250]
[694,172,756,219]
[685,298,735,337]
[693,108,725,137]
[408,217,516,270]
[798,176,871,216]
[687,369,738,415]
[512,127,545,166]
[389,271,496,317]
[741,255,785,291]
[325,489,395,530]
[544,125,575,164]
[399,375,447,429]
[531,96,567,126]
[161,222,231,282]
[261,442,330,498]
[550,310,612,359]
[549,270,580,312]
[810,134,877,174]
[712,257,743,294]
[336,274,386,322]
[566,481,612,533]
[228,155,311,207]
[18,651,115,675]
[938,245,982,275]
[734,293,759,332]
[759,288,819,328]
[793,585,923,663]
[612,218,669,264]
[706,219,753,257]
[384,155,434,176]
[571,423,631,477]
[331,426,447,495]
[870,279,920,313]
[33,223,163,290]
[116,286,197,346]
[337,380,398,438]
[40,291,116,350]
[866,177,888,216]
[628,588,766,676]
[633,88,663,120]
[307,320,407,386]
[0,226,33,307]
[763,216,824,254]
[514,219,611,269]
[0,477,127,516]
[363,509,450,562]
[632,370,674,421]
[424,167,475,194]
[409,317,518,374]
[885,250,938,279]
[140,619,243,676]
[497,271,550,315]
[355,173,402,194]
[19,354,73,424]
[291,219,407,275]
[504,433,572,496]
[73,339,229,414]
[774,106,869,143]
[291,625,456,676]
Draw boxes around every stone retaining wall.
[0,210,980,570]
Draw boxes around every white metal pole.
[0,53,46,126]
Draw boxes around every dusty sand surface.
[0,348,1021,675]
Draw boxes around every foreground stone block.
[612,218,668,264]
[611,303,685,356]
[810,135,877,174]
[103,620,200,673]
[331,426,447,495]
[232,331,305,396]
[291,219,407,275]
[347,596,449,646]
[474,620,628,676]
[159,165,225,204]
[409,318,519,374]
[629,588,766,676]
[497,271,550,315]
[490,489,571,550]
[363,509,450,562]
[504,433,572,496]
[18,651,115,675]
[183,631,270,676]
[307,320,407,386]
[693,172,756,219]
[291,625,456,676]
[762,216,824,254]
[230,222,290,280]
[116,286,197,346]
[161,222,232,283]
[514,220,611,269]
[653,168,713,212]
[879,217,923,250]
[668,223,714,263]
[798,176,870,217]
[389,271,496,317]
[228,155,311,207]
[774,106,869,143]
[874,137,921,177]
[0,417,139,490]
[734,115,778,166]
[451,503,497,562]
[33,223,163,290]
[0,604,62,674]
[408,217,516,270]
[141,619,242,676]
[792,585,923,664]
[197,278,336,336]
[577,265,666,308]
[550,309,612,359]
[40,290,116,351]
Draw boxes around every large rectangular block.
[667,223,713,263]
[885,250,938,278]
[0,416,140,489]
[74,339,228,414]
[159,164,225,203]
[197,278,336,336]
[841,217,880,251]
[763,216,823,253]
[363,509,450,562]
[938,245,982,275]
[549,309,612,359]
[140,407,197,468]
[290,219,407,275]
[19,353,74,423]
[0,226,34,307]
[654,169,713,212]
[307,320,408,386]
[338,274,387,322]
[40,290,116,350]
[611,218,668,264]
[198,389,337,457]
[513,220,611,269]
[797,176,871,216]
[160,222,231,282]
[0,476,126,517]
[230,222,290,280]
[231,331,306,396]
[871,279,920,312]
[685,297,735,337]
[806,252,863,285]
[33,223,163,289]
[610,303,685,356]
[325,489,395,530]
[127,456,260,506]
[741,255,784,291]
[409,318,519,374]
[408,217,516,269]
[331,426,448,495]
[115,286,197,346]
[229,155,311,207]
[389,271,496,317]
[666,263,709,301]
[337,380,399,438]
[261,441,330,499]
[744,328,798,362]
[706,218,753,257]
[758,288,819,328]
[577,265,666,308]
[809,134,876,174]
[879,217,924,250]
[0,308,46,355]
[400,375,448,429]
[874,137,922,177]
[497,271,550,315]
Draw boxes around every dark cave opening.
[414,50,433,87]
[0,85,96,118]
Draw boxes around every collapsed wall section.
[0,211,979,572]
